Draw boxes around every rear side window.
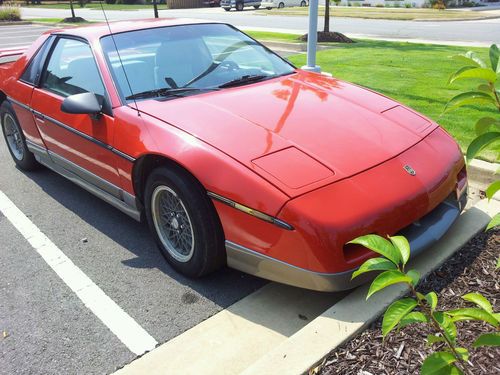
[41,38,105,99]
[20,37,53,85]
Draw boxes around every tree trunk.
[69,0,76,19]
[324,0,330,33]
[153,0,159,18]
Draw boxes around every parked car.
[262,0,307,9]
[0,20,467,291]
[221,0,261,11]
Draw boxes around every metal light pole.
[301,0,320,73]
[153,0,159,18]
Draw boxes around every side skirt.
[27,141,142,222]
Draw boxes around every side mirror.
[61,92,102,116]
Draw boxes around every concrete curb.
[468,159,499,191]
[241,199,500,375]
[0,21,33,27]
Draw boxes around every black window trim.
[39,34,113,117]
[19,35,56,87]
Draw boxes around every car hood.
[136,71,437,197]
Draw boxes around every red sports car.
[0,19,467,291]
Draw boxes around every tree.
[324,0,330,33]
[69,0,76,19]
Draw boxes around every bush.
[404,2,412,7]
[105,0,117,3]
[0,4,21,21]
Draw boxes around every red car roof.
[47,18,217,41]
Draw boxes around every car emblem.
[404,165,416,176]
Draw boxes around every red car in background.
[0,19,467,291]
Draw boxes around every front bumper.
[226,192,466,291]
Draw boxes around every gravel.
[317,229,500,375]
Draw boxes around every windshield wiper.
[218,75,271,89]
[126,87,216,101]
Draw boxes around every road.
[20,6,500,46]
[0,24,267,374]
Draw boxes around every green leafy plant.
[351,234,500,375]
[445,44,500,231]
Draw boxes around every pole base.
[301,65,321,73]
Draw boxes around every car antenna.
[98,1,140,117]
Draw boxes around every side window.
[41,38,105,98]
[20,37,53,85]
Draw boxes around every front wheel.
[144,165,226,278]
[300,0,306,6]
[253,4,260,8]
[0,101,39,171]
[223,7,230,10]
[278,2,284,8]
[235,2,244,10]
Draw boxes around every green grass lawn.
[263,6,497,20]
[246,32,497,160]
[30,17,97,24]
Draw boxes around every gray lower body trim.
[226,193,465,292]
[26,141,142,221]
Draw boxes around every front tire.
[300,0,306,6]
[144,165,225,278]
[253,4,260,8]
[0,101,39,171]
[278,2,284,8]
[235,2,244,10]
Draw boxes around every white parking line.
[0,190,158,356]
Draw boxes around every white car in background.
[262,0,308,9]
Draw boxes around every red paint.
[0,19,465,276]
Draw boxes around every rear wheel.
[278,2,284,8]
[236,2,244,10]
[300,0,306,6]
[0,101,39,171]
[223,7,230,10]
[253,4,260,8]
[144,165,225,277]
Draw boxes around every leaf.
[416,292,426,301]
[348,235,401,265]
[462,292,493,313]
[454,348,469,362]
[477,83,491,93]
[490,44,500,73]
[449,67,497,84]
[406,269,420,287]
[382,298,417,337]
[399,311,428,329]
[421,352,460,375]
[444,91,496,113]
[486,213,500,231]
[474,117,500,135]
[351,257,397,279]
[447,308,499,327]
[466,132,500,162]
[427,334,446,345]
[434,312,457,342]
[425,292,438,311]
[448,66,476,84]
[452,51,487,68]
[473,332,500,347]
[486,180,500,200]
[366,270,413,299]
[389,235,410,266]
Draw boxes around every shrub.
[0,4,21,21]
[404,2,412,7]
[352,234,500,375]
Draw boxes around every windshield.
[100,23,296,101]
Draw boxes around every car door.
[30,36,122,193]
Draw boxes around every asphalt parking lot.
[0,24,270,375]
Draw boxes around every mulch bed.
[299,32,354,43]
[317,228,500,375]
